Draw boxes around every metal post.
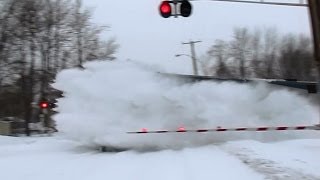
[39,113,45,133]
[173,0,179,18]
[308,0,320,63]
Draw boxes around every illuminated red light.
[160,2,171,13]
[40,102,49,109]
[159,1,171,18]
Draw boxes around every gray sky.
[83,0,310,74]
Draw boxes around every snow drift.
[53,60,319,149]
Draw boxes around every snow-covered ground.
[1,135,320,180]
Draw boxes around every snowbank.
[53,60,319,149]
[0,136,267,180]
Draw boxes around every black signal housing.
[180,0,192,17]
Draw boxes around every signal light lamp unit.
[39,101,49,109]
[39,100,57,110]
[159,0,192,18]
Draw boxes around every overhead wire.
[190,0,307,7]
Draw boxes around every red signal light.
[159,1,172,18]
[40,101,49,109]
[160,2,171,13]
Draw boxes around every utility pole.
[308,0,320,63]
[182,40,202,75]
[308,0,320,123]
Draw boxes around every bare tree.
[262,28,280,78]
[250,28,280,78]
[207,40,231,77]
[74,0,85,66]
[204,27,316,81]
[0,0,119,135]
[278,34,316,80]
[229,27,252,79]
[249,29,262,77]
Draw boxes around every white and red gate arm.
[127,124,320,134]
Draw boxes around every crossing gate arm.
[127,125,320,134]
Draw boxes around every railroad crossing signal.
[159,0,192,18]
[39,100,57,109]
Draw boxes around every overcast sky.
[83,0,310,74]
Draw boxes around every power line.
[204,0,308,7]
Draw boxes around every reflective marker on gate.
[141,128,148,133]
[177,126,186,132]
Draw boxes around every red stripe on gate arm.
[216,128,227,131]
[296,126,306,130]
[197,129,209,132]
[156,130,169,133]
[257,127,268,131]
[177,130,187,132]
[236,128,247,131]
[276,127,288,130]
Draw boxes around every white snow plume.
[53,60,319,150]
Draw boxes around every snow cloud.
[53,60,319,150]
